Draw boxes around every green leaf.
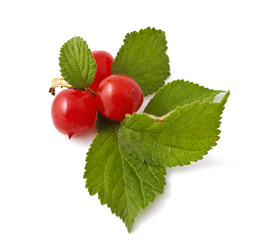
[118,90,230,168]
[145,79,224,116]
[112,27,170,96]
[84,121,166,232]
[59,37,96,88]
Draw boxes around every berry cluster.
[51,51,144,138]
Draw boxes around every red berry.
[96,74,143,121]
[89,50,114,92]
[51,89,97,138]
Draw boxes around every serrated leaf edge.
[121,90,230,167]
[144,79,224,114]
[84,124,166,232]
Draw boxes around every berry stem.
[86,87,96,96]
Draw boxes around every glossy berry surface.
[89,50,114,91]
[51,89,97,138]
[96,74,144,121]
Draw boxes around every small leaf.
[59,37,96,88]
[145,79,223,116]
[84,121,166,232]
[118,90,230,168]
[112,27,170,96]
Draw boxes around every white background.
[0,0,259,239]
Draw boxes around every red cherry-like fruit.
[89,50,114,92]
[96,74,144,121]
[51,89,97,138]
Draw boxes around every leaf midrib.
[127,33,163,74]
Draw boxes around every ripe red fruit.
[51,89,97,138]
[89,50,114,92]
[96,74,144,121]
